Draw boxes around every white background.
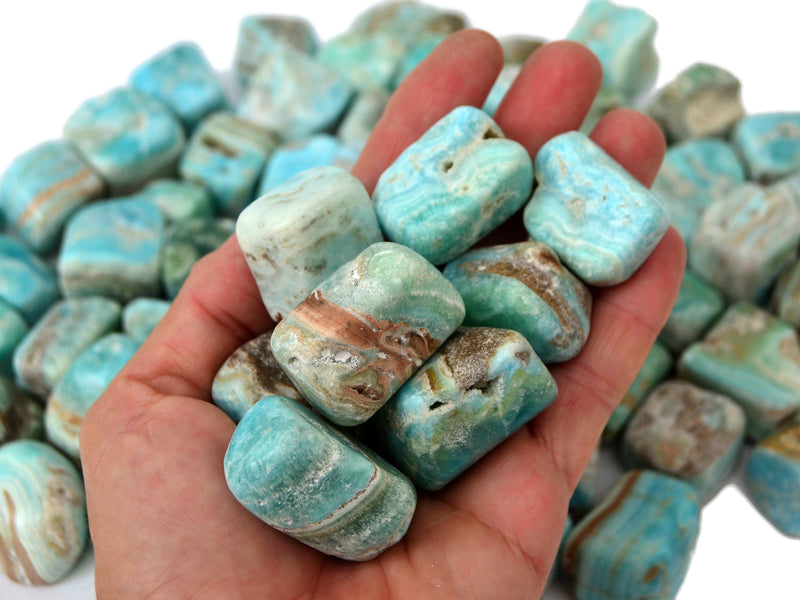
[0,1,798,598]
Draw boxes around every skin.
[80,30,685,600]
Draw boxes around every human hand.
[80,29,685,599]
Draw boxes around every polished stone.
[658,269,726,354]
[271,242,465,426]
[0,299,28,377]
[0,440,87,585]
[482,64,521,117]
[370,327,557,490]
[0,377,43,444]
[524,131,670,286]
[224,395,416,560]
[122,297,171,344]
[732,112,800,182]
[135,178,214,224]
[318,32,406,92]
[391,33,447,89]
[348,1,466,41]
[337,89,390,151]
[443,241,591,363]
[772,258,800,328]
[570,445,600,512]
[374,105,533,265]
[0,235,60,325]
[237,166,382,322]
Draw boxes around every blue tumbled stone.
[773,257,800,328]
[134,178,214,224]
[732,112,800,182]
[348,1,466,41]
[658,269,726,354]
[391,34,447,89]
[482,64,521,117]
[0,235,60,325]
[122,297,171,344]
[318,32,406,92]
[337,89,390,152]
[570,445,600,512]
[0,299,28,377]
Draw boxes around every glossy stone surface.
[732,112,800,182]
[179,111,277,217]
[58,197,165,301]
[0,140,105,253]
[562,470,700,600]
[658,269,726,354]
[212,329,304,423]
[570,445,600,512]
[689,182,800,302]
[0,377,43,444]
[122,297,170,344]
[370,327,557,490]
[443,241,591,363]
[0,440,87,585]
[271,242,465,426]
[318,32,406,92]
[746,423,800,537]
[374,106,533,265]
[337,89,390,151]
[13,297,121,400]
[772,258,800,328]
[134,178,214,224]
[237,166,382,322]
[482,64,521,117]
[679,302,800,441]
[524,131,670,286]
[622,380,746,503]
[0,235,60,325]
[224,395,416,560]
[0,299,28,377]
[63,87,185,194]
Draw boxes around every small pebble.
[732,112,800,182]
[318,32,406,92]
[133,178,214,225]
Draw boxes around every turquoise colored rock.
[0,377,43,444]
[524,131,670,286]
[746,422,800,538]
[237,166,383,322]
[688,182,800,302]
[391,34,447,88]
[374,105,533,265]
[122,297,170,344]
[58,197,165,301]
[732,112,800,182]
[271,242,465,426]
[482,64,521,117]
[0,140,105,253]
[224,395,416,560]
[0,299,28,377]
[767,171,800,211]
[134,178,214,224]
[0,235,60,325]
[130,41,227,132]
[370,327,557,490]
[179,111,277,217]
[679,302,800,441]
[12,297,121,399]
[772,258,800,328]
[337,89,390,151]
[570,445,600,512]
[348,1,465,41]
[443,241,592,363]
[621,380,746,503]
[567,0,658,100]
[0,440,87,585]
[499,35,545,64]
[658,269,726,354]
[212,329,304,423]
[563,470,700,600]
[161,216,234,299]
[63,87,185,194]
[603,341,672,443]
[318,32,406,92]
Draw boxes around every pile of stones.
[0,1,798,598]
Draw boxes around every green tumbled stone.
[122,297,171,344]
[482,64,521,117]
[318,32,406,92]
[0,235,60,325]
[0,377,43,444]
[0,299,28,377]
[224,395,416,560]
[348,1,466,42]
[658,269,726,354]
[135,178,214,225]
[732,112,800,182]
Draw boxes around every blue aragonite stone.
[0,235,60,325]
[348,1,465,41]
[745,423,800,537]
[271,242,465,427]
[482,64,521,117]
[12,297,121,400]
[370,327,557,490]
[658,269,726,354]
[237,166,383,322]
[0,377,43,444]
[135,178,214,224]
[621,380,746,503]
[0,440,87,585]
[212,329,304,423]
[732,112,800,182]
[373,106,533,266]
[58,197,165,301]
[179,111,277,217]
[563,470,700,600]
[122,298,170,344]
[570,445,600,512]
[337,89,390,151]
[224,395,416,560]
[0,140,105,253]
[0,299,28,377]
[443,241,591,364]
[391,34,446,89]
[524,131,670,286]
[130,41,228,132]
[63,87,185,194]
[318,33,406,92]
[773,258,800,328]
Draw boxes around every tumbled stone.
[746,422,800,538]
[161,216,234,299]
[370,327,557,490]
[348,1,466,41]
[13,297,121,400]
[179,111,277,217]
[0,140,106,253]
[224,395,416,560]
[271,242,465,427]
[212,329,304,423]
[443,241,591,363]
[318,32,406,92]
[499,35,545,64]
[767,171,800,211]
[63,87,185,194]
[237,166,383,322]
[524,131,670,286]
[688,182,800,302]
[621,380,746,503]
[337,89,390,151]
[134,178,214,224]
[0,235,60,325]
[772,258,800,328]
[658,269,726,354]
[679,302,800,440]
[58,197,165,301]
[482,64,521,117]
[0,377,43,444]
[563,470,700,600]
[374,105,533,266]
[648,62,745,143]
[391,33,447,88]
[570,445,600,512]
[0,299,28,377]
[0,440,87,585]
[732,112,800,182]
[122,297,170,344]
